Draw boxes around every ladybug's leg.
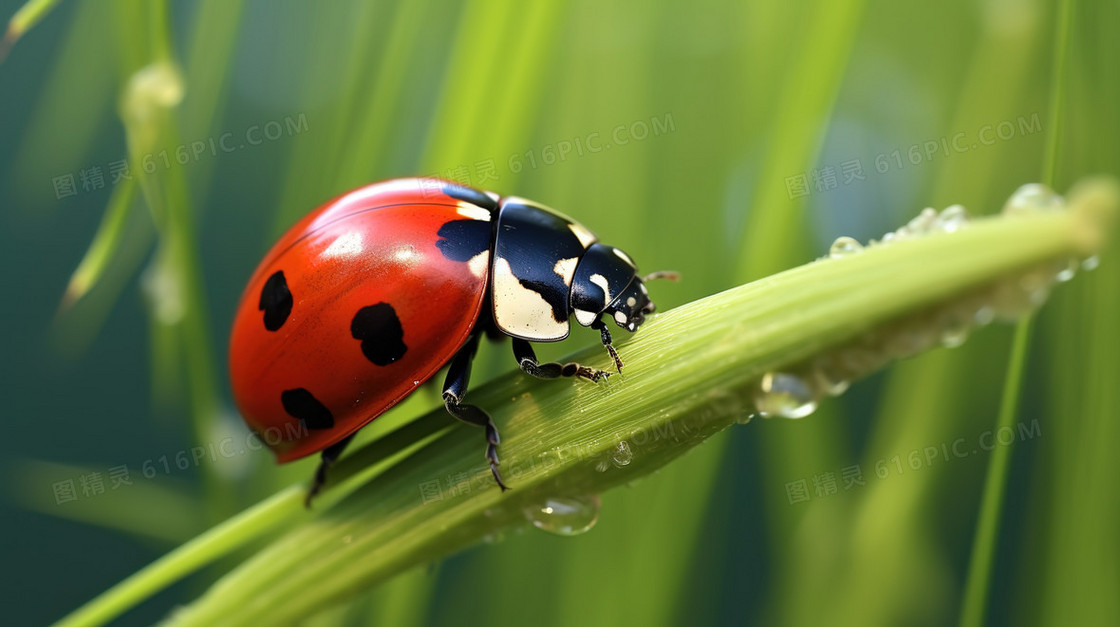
[593,321,624,373]
[512,338,611,383]
[443,332,509,491]
[305,433,355,508]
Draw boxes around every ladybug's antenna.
[642,270,681,283]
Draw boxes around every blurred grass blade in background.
[59,177,136,308]
[0,0,61,63]
[960,2,1075,625]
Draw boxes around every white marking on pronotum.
[612,247,636,267]
[456,203,492,221]
[626,296,636,307]
[492,257,568,340]
[467,251,489,279]
[614,311,628,325]
[590,274,612,303]
[553,257,579,287]
[323,231,363,258]
[569,222,597,248]
[574,308,598,326]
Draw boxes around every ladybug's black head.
[602,276,655,332]
[570,243,659,334]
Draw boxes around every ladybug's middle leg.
[512,338,611,382]
[443,332,509,491]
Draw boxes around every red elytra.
[228,180,492,462]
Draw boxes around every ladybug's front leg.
[593,322,624,374]
[512,338,611,383]
[443,332,509,491]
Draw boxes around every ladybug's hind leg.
[305,433,355,508]
[512,338,611,382]
[443,332,509,491]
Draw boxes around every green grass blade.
[9,460,202,545]
[114,1,229,512]
[267,1,395,235]
[419,0,517,173]
[53,413,456,627]
[178,0,245,195]
[957,318,1033,627]
[1036,237,1120,625]
[53,486,306,627]
[60,178,137,307]
[9,0,115,213]
[734,0,867,281]
[0,0,61,63]
[959,3,1073,624]
[1041,0,1074,187]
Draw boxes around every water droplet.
[908,208,939,234]
[936,205,969,232]
[989,281,1038,320]
[838,344,888,376]
[1002,183,1063,215]
[811,357,850,397]
[940,317,970,348]
[973,305,995,326]
[1054,258,1078,282]
[482,531,507,544]
[735,412,759,425]
[829,236,864,258]
[341,534,353,544]
[753,372,819,419]
[525,495,601,536]
[885,320,938,359]
[1082,255,1100,271]
[1019,270,1054,306]
[611,441,633,467]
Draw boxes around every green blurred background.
[1,0,1117,625]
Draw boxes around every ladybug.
[229,178,672,503]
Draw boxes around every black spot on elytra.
[436,219,491,262]
[281,388,334,429]
[350,303,408,366]
[259,270,292,331]
[441,183,498,210]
